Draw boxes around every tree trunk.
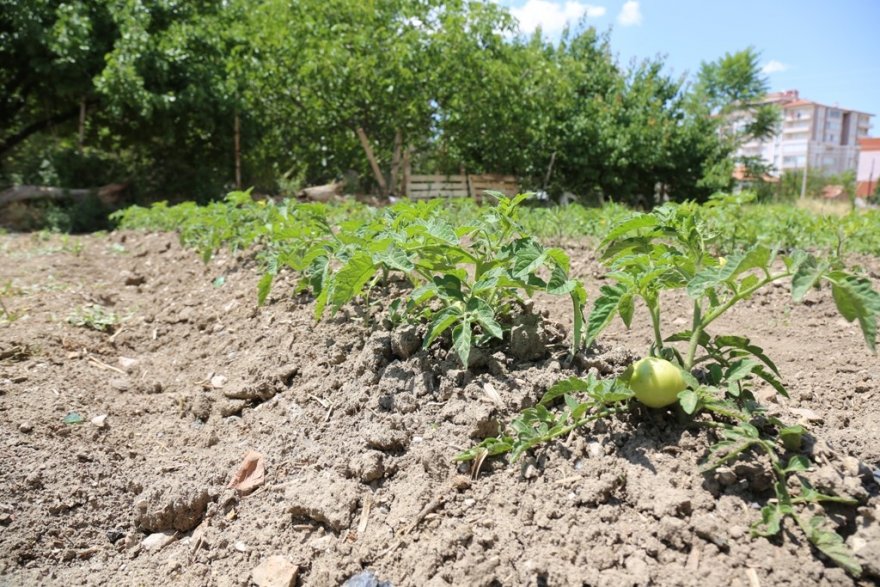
[234,110,242,190]
[78,98,87,153]
[355,126,388,195]
[402,146,411,198]
[389,129,403,196]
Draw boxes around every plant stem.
[685,300,703,369]
[649,302,664,350]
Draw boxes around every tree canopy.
[1,0,771,206]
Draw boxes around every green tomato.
[628,357,686,408]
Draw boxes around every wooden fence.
[405,174,519,200]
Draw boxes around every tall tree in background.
[689,47,780,191]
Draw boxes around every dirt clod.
[285,471,360,531]
[134,480,213,532]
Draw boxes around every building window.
[829,110,841,119]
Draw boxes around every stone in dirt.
[509,314,548,362]
[285,471,359,531]
[343,570,393,587]
[847,505,880,579]
[227,450,266,495]
[390,325,421,360]
[134,480,213,532]
[252,555,299,587]
[141,532,176,552]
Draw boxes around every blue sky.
[500,0,880,125]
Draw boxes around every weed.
[67,304,120,332]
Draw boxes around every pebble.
[91,415,108,428]
[343,570,393,587]
[252,555,298,587]
[141,532,176,552]
[18,423,33,433]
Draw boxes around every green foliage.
[116,191,587,365]
[2,1,775,209]
[67,303,119,332]
[462,197,878,576]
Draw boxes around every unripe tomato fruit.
[628,357,686,408]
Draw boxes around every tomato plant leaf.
[257,271,274,306]
[468,298,503,340]
[452,321,472,367]
[328,252,378,314]
[828,273,880,352]
[791,254,826,302]
[423,306,462,349]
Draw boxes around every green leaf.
[783,455,810,473]
[726,358,759,383]
[586,283,627,346]
[828,273,880,352]
[791,254,825,302]
[377,245,414,272]
[328,252,377,313]
[751,504,783,537]
[678,389,699,414]
[452,321,472,367]
[547,265,576,295]
[600,214,658,248]
[433,274,465,302]
[779,425,804,451]
[806,519,863,577]
[257,272,274,306]
[468,298,503,339]
[423,306,462,349]
[539,377,593,406]
[510,238,547,279]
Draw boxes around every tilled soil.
[0,231,878,587]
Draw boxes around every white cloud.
[617,1,642,26]
[510,1,607,35]
[762,60,789,74]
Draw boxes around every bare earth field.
[0,231,878,587]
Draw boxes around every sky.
[499,0,880,126]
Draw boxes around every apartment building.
[735,90,873,176]
[857,137,880,197]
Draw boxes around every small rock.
[252,555,299,587]
[285,472,359,531]
[509,314,547,362]
[390,325,421,360]
[451,475,471,491]
[134,481,212,532]
[110,378,130,392]
[349,451,385,483]
[715,466,737,486]
[343,570,393,587]
[210,375,227,389]
[234,541,248,552]
[141,532,176,552]
[18,423,33,434]
[91,414,108,428]
[106,529,125,544]
[789,407,823,424]
[118,357,139,371]
[122,272,146,286]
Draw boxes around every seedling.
[67,304,120,333]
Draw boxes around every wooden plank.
[406,174,470,199]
